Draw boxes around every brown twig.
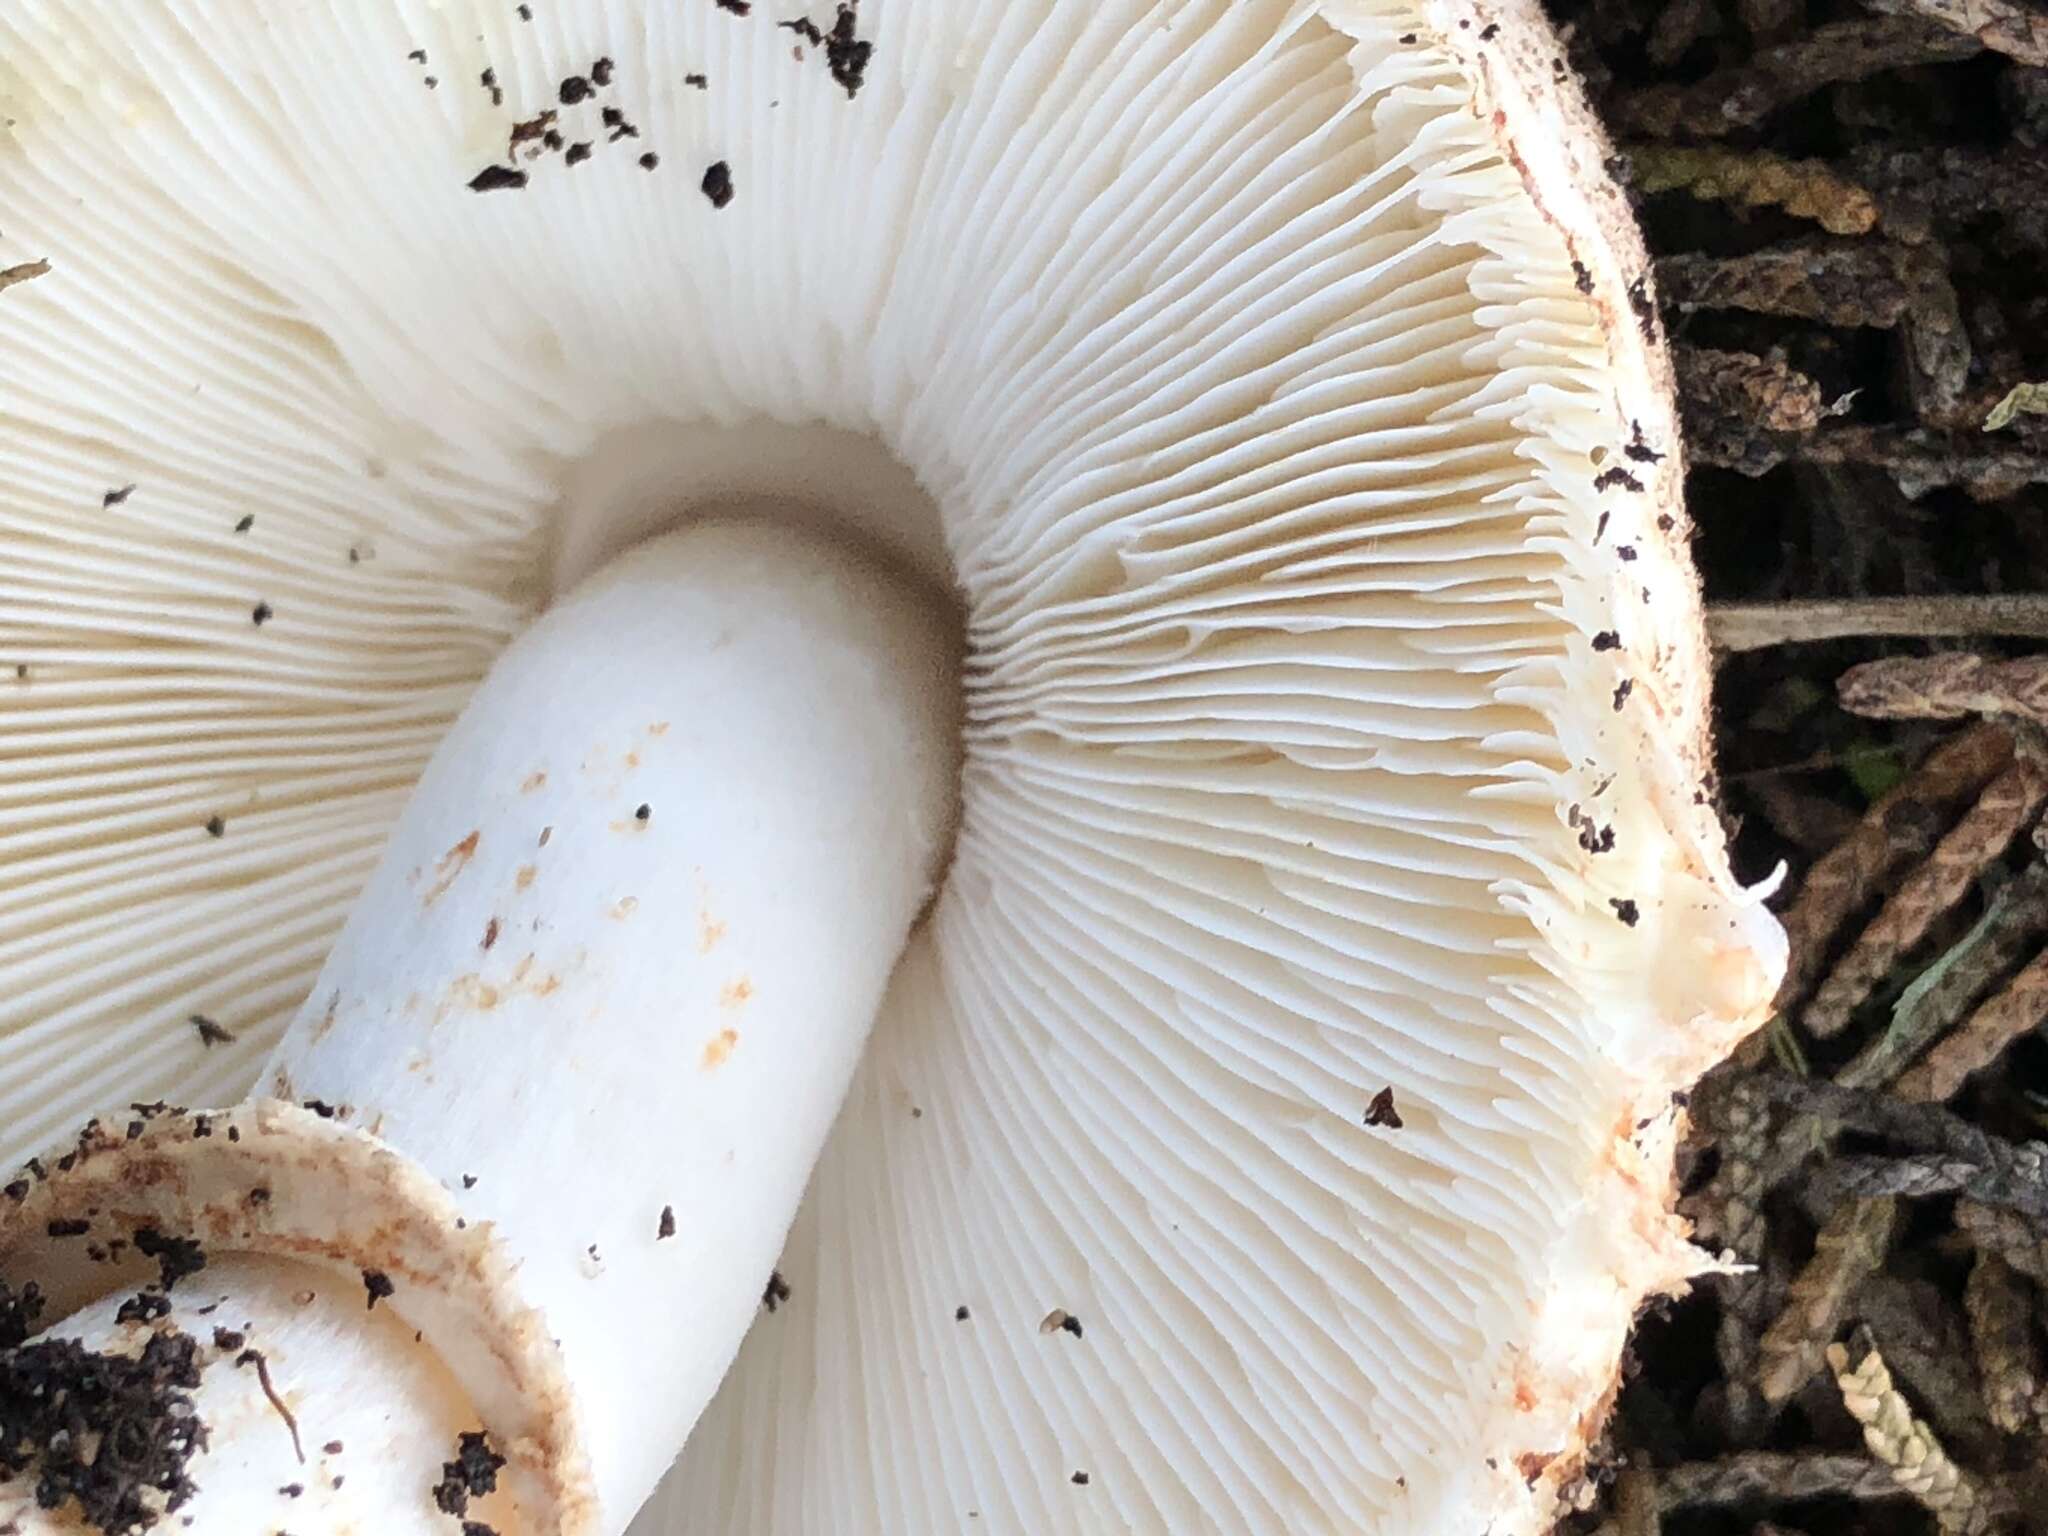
[1808,1145,2048,1222]
[1658,240,1930,327]
[1803,757,2048,1036]
[1677,347,1833,434]
[1963,1250,2048,1436]
[1655,1452,1910,1509]
[1773,724,2014,1005]
[1956,1200,2048,1286]
[1841,861,2048,1090]
[1852,1276,2001,1460]
[1711,596,2048,651]
[1759,1197,1900,1404]
[1840,653,2048,727]
[1627,145,1881,234]
[1827,1331,2004,1535]
[1617,17,1986,137]
[1896,942,2048,1100]
[0,260,51,295]
[1860,0,2048,66]
[1689,425,2048,495]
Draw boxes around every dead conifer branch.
[1758,1197,1900,1404]
[1963,1250,2048,1436]
[1895,943,2048,1100]
[1617,17,1986,137]
[1957,1201,2048,1286]
[1860,0,2048,66]
[1840,653,2048,726]
[1809,1145,2048,1222]
[1677,347,1832,435]
[1627,145,1881,234]
[1803,758,2048,1037]
[1711,596,2048,652]
[1774,725,2013,1006]
[1654,1452,1909,1509]
[1827,1332,2004,1535]
[1841,862,2048,1090]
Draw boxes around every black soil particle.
[432,1430,505,1517]
[132,1229,206,1291]
[0,1326,208,1534]
[762,1270,792,1312]
[1364,1086,1404,1129]
[467,165,529,194]
[701,160,735,209]
[361,1270,395,1311]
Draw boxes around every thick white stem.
[268,520,958,1522]
[0,522,957,1534]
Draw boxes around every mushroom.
[0,3,1784,1535]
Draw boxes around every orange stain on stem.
[422,831,481,907]
[521,771,547,793]
[719,978,753,1008]
[701,1028,739,1070]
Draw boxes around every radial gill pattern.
[0,2,1780,1533]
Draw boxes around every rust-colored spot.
[309,994,340,1045]
[698,909,726,953]
[1516,1451,1557,1485]
[521,771,547,793]
[1514,1378,1539,1413]
[482,917,501,950]
[648,722,670,737]
[530,973,561,998]
[443,974,502,1014]
[719,978,752,1008]
[516,865,537,891]
[624,750,641,770]
[423,831,481,907]
[701,1027,739,1069]
[609,897,638,921]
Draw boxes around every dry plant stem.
[1711,596,2048,652]
[1896,944,2048,1100]
[1957,1200,2048,1286]
[1607,1464,1662,1536]
[1860,0,2048,65]
[1757,1072,2004,1160]
[1759,1197,1900,1405]
[1811,1145,2048,1223]
[1689,426,2048,494]
[1841,862,2048,1090]
[1802,757,2048,1037]
[1847,144,2048,240]
[1655,1452,1911,1509]
[1963,1251,2048,1436]
[1840,653,2048,727]
[1681,1074,1776,1256]
[0,260,50,294]
[1852,1276,2000,1459]
[1676,347,1830,434]
[1827,1333,2003,1536]
[1625,145,1880,234]
[1616,16,1986,137]
[1659,241,1931,327]
[1772,724,2013,1006]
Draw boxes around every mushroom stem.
[1,522,959,1534]
[264,520,960,1522]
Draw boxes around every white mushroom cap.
[0,1,1784,1533]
